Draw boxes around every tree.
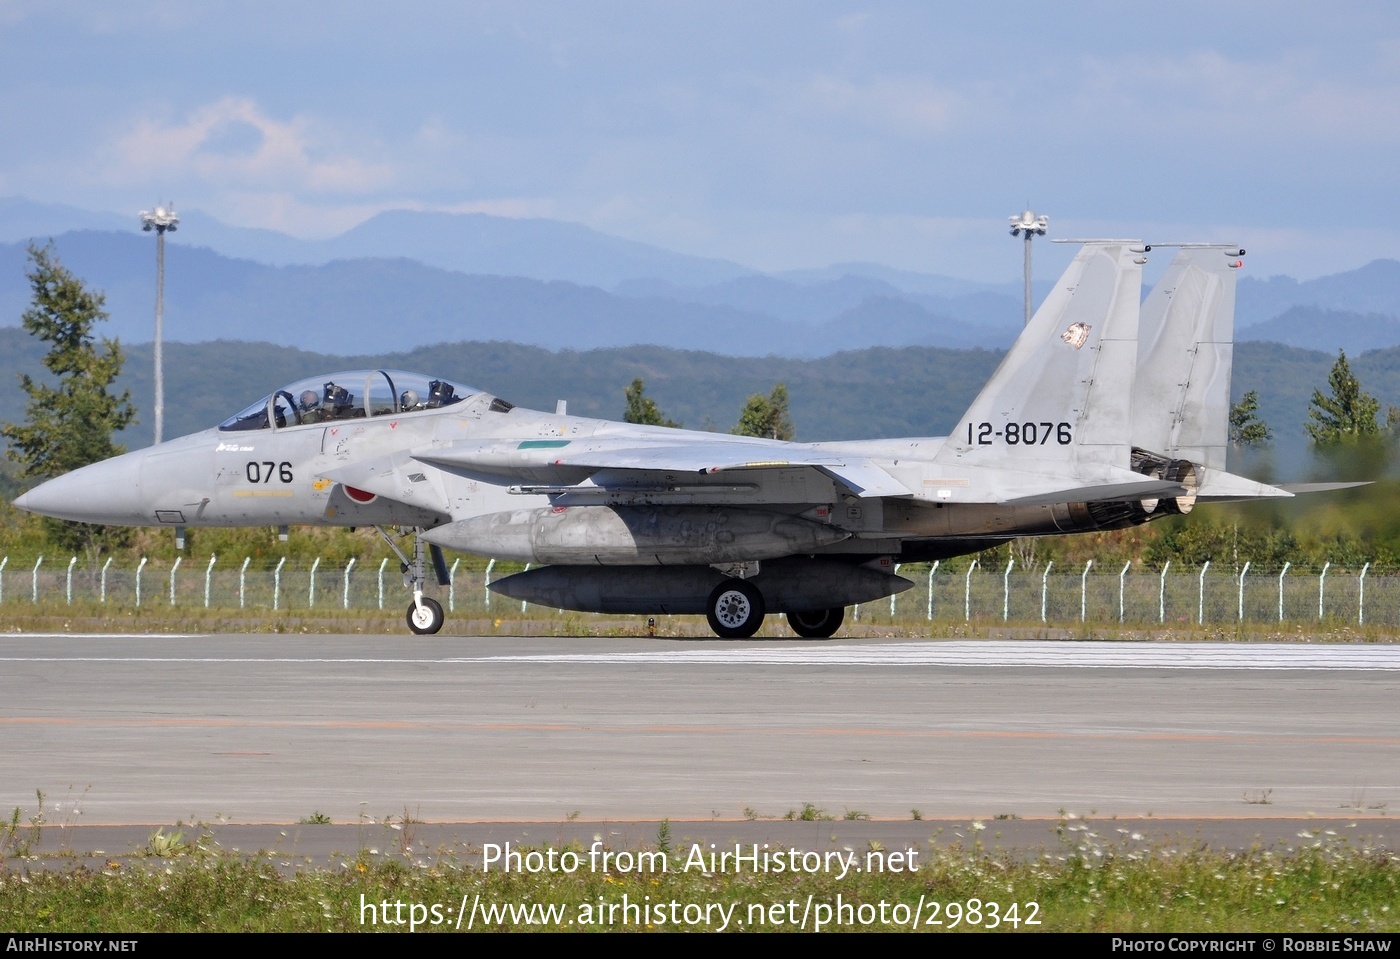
[1229,390,1272,447]
[622,377,679,428]
[1305,351,1380,444]
[2,243,136,555]
[732,383,795,440]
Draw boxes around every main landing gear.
[706,579,765,639]
[375,526,450,635]
[785,606,844,639]
[705,578,846,640]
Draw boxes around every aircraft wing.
[413,440,914,497]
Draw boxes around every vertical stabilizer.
[936,241,1144,475]
[1133,245,1242,470]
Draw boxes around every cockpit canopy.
[219,370,504,432]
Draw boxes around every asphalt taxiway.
[1,634,1396,828]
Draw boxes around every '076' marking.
[245,461,294,483]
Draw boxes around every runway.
[1,634,1396,826]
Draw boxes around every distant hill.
[1239,306,1400,355]
[0,231,1017,357]
[6,197,1400,359]
[1236,259,1400,328]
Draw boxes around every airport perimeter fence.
[2,554,1399,629]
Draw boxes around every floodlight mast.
[1009,207,1048,326]
[139,203,179,445]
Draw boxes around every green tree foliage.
[1,243,136,556]
[1229,390,1272,447]
[622,377,679,428]
[732,383,795,440]
[1305,351,1381,444]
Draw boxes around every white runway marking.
[0,640,1397,669]
[475,641,1400,669]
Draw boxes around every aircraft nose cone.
[11,452,147,524]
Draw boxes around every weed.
[1243,788,1273,805]
[565,810,580,822]
[298,812,332,825]
[994,812,1021,820]
[0,807,24,861]
[145,827,189,858]
[783,803,831,822]
[910,808,923,821]
[655,819,672,855]
[843,808,871,821]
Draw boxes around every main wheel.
[786,607,844,639]
[406,597,445,635]
[706,579,766,639]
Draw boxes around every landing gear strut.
[375,526,450,635]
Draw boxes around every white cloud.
[104,97,394,195]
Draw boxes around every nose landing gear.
[375,526,451,635]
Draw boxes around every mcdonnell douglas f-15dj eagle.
[14,241,1309,638]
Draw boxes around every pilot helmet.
[324,382,352,409]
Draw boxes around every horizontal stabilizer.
[1004,477,1187,507]
[1278,482,1372,494]
[1195,469,1293,501]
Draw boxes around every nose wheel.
[376,525,452,635]
[407,597,445,635]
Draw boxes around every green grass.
[3,836,1395,932]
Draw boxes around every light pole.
[139,203,179,445]
[1009,207,1047,326]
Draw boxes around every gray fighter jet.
[13,241,1297,638]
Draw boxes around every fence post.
[1118,561,1131,623]
[0,556,7,604]
[204,555,217,608]
[1002,558,1014,621]
[484,558,495,609]
[377,558,388,610]
[66,556,76,605]
[1159,561,1170,623]
[1359,562,1370,625]
[31,556,43,604]
[308,557,321,608]
[135,556,147,607]
[1041,561,1053,623]
[1080,559,1093,623]
[169,555,183,605]
[964,560,978,621]
[1237,561,1250,622]
[100,556,112,604]
[273,556,286,610]
[1277,562,1290,622]
[1318,562,1330,621]
[1196,560,1211,624]
[343,557,356,610]
[926,560,938,621]
[449,558,460,612]
[239,557,251,608]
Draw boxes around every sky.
[2,1,1398,281]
